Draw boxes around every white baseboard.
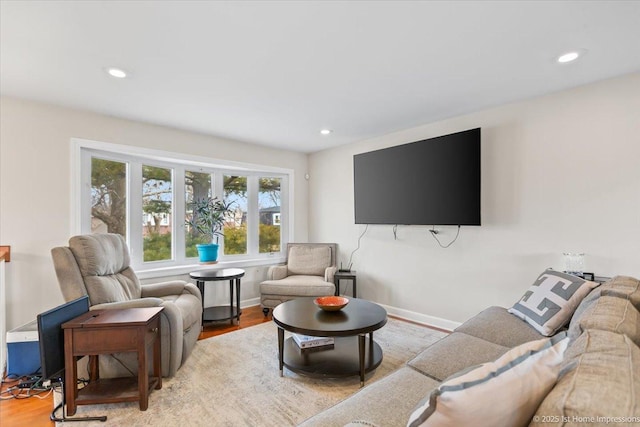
[379,303,460,332]
[240,297,261,309]
[240,296,460,332]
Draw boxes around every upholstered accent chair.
[260,243,337,316]
[51,233,202,378]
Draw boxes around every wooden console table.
[62,307,163,415]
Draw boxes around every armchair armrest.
[141,280,202,302]
[267,265,288,280]
[325,266,338,283]
[90,298,165,310]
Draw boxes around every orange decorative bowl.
[314,296,349,311]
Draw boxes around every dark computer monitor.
[37,296,90,381]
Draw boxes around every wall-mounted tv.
[354,128,481,226]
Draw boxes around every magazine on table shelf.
[292,333,335,349]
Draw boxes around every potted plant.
[186,196,233,263]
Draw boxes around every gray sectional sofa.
[300,275,640,426]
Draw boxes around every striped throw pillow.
[407,332,569,427]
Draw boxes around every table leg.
[334,278,340,296]
[64,329,77,416]
[89,355,99,381]
[229,279,234,325]
[278,327,284,377]
[236,278,241,320]
[353,277,357,298]
[197,280,205,325]
[154,323,162,390]
[138,325,149,411]
[358,333,366,387]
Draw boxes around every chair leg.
[262,307,270,317]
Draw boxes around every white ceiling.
[2,1,639,153]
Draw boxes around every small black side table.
[190,268,245,325]
[334,270,357,298]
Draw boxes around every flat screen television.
[354,128,481,226]
[37,296,90,381]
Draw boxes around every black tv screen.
[37,296,90,381]
[354,128,481,225]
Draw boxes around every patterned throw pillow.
[508,270,599,336]
[407,333,569,427]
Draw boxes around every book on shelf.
[292,333,335,349]
[300,343,334,354]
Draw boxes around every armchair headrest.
[287,243,336,276]
[69,233,131,277]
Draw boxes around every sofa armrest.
[90,298,165,310]
[267,265,288,280]
[325,266,338,283]
[141,281,202,302]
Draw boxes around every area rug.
[59,318,446,426]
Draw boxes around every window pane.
[259,178,281,253]
[91,157,127,237]
[185,171,212,257]
[143,165,173,262]
[223,175,247,255]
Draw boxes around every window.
[77,140,290,274]
[259,177,281,253]
[223,175,247,255]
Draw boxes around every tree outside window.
[91,158,127,236]
[185,171,212,257]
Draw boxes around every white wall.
[309,72,640,326]
[0,97,309,329]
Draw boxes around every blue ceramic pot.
[196,243,219,263]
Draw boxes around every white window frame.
[71,138,292,278]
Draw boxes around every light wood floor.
[0,305,272,427]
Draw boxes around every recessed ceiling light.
[106,67,128,78]
[320,129,332,135]
[557,51,580,64]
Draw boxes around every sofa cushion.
[566,285,602,341]
[407,332,510,382]
[407,333,569,427]
[531,329,640,425]
[260,275,335,296]
[508,270,599,336]
[288,245,332,276]
[601,275,640,310]
[569,295,640,346]
[298,366,440,427]
[455,306,544,347]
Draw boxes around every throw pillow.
[508,270,599,336]
[407,332,569,427]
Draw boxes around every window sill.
[136,256,286,280]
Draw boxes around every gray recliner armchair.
[51,233,202,377]
[260,243,337,315]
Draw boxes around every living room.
[1,1,639,426]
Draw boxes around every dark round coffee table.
[272,297,387,386]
